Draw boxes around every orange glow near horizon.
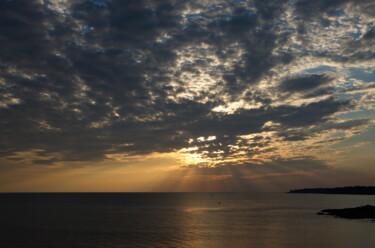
[1,149,375,193]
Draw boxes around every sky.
[0,0,374,192]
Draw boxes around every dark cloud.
[294,0,375,63]
[279,74,334,93]
[210,2,293,97]
[276,118,372,142]
[0,0,373,166]
[294,0,375,18]
[363,27,375,40]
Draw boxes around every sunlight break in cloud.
[0,0,374,191]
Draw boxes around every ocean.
[0,193,374,248]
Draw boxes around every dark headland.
[288,186,375,195]
[318,205,375,219]
[288,186,375,219]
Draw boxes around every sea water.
[0,193,374,248]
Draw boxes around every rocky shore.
[317,205,375,219]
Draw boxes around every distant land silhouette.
[288,186,375,195]
[318,205,375,219]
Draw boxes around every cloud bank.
[0,0,374,169]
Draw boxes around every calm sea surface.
[0,193,374,248]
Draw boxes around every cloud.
[279,74,334,93]
[0,0,374,169]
